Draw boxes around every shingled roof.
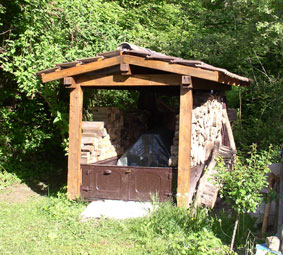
[37,42,250,86]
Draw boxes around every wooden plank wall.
[67,78,83,199]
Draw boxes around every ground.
[0,182,239,254]
[0,183,169,255]
[0,183,41,203]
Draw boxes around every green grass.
[0,197,168,255]
[0,192,236,255]
[0,162,255,255]
[0,168,246,255]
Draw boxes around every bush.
[215,144,272,250]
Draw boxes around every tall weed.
[212,211,257,248]
[132,202,235,255]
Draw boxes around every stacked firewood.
[169,94,224,167]
[81,121,116,164]
[81,107,124,164]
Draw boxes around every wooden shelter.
[37,43,250,207]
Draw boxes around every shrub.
[132,202,235,255]
[215,144,272,250]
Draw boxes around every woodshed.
[37,43,250,208]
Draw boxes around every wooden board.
[191,77,232,91]
[67,79,83,199]
[188,164,205,204]
[177,84,193,208]
[41,56,121,83]
[82,121,105,129]
[218,72,249,86]
[122,55,218,82]
[122,55,248,86]
[222,107,236,151]
[76,74,182,87]
[39,55,249,87]
[195,143,220,208]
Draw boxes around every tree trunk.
[230,214,239,251]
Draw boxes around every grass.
[0,166,21,190]
[0,196,170,255]
[0,169,253,255]
[0,192,236,255]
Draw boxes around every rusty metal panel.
[81,164,128,200]
[81,165,91,197]
[128,167,173,201]
[80,161,176,202]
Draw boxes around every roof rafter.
[63,74,231,91]
[122,55,218,82]
[38,54,249,87]
[41,56,122,83]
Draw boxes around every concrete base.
[80,199,154,221]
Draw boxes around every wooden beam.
[41,56,122,83]
[120,63,132,75]
[218,72,250,86]
[192,77,232,91]
[122,55,218,82]
[177,84,193,208]
[75,74,182,87]
[67,78,83,199]
[182,75,192,88]
[223,107,237,151]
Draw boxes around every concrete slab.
[80,199,154,220]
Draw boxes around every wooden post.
[67,78,83,199]
[222,107,236,151]
[261,177,274,234]
[177,81,193,208]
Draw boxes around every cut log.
[82,121,105,129]
[195,142,220,208]
[188,164,205,204]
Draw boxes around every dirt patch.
[0,183,42,203]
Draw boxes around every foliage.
[214,144,273,250]
[212,210,257,249]
[0,1,281,253]
[0,0,282,180]
[132,202,235,254]
[0,166,20,190]
[41,189,86,222]
[0,191,238,255]
[232,76,283,154]
[215,144,272,215]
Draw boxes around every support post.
[67,78,83,199]
[177,82,193,208]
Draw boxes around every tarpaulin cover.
[117,128,173,167]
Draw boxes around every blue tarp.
[255,244,281,255]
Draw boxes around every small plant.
[215,144,272,251]
[0,165,20,190]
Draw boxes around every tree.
[215,144,273,250]
[0,0,281,182]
